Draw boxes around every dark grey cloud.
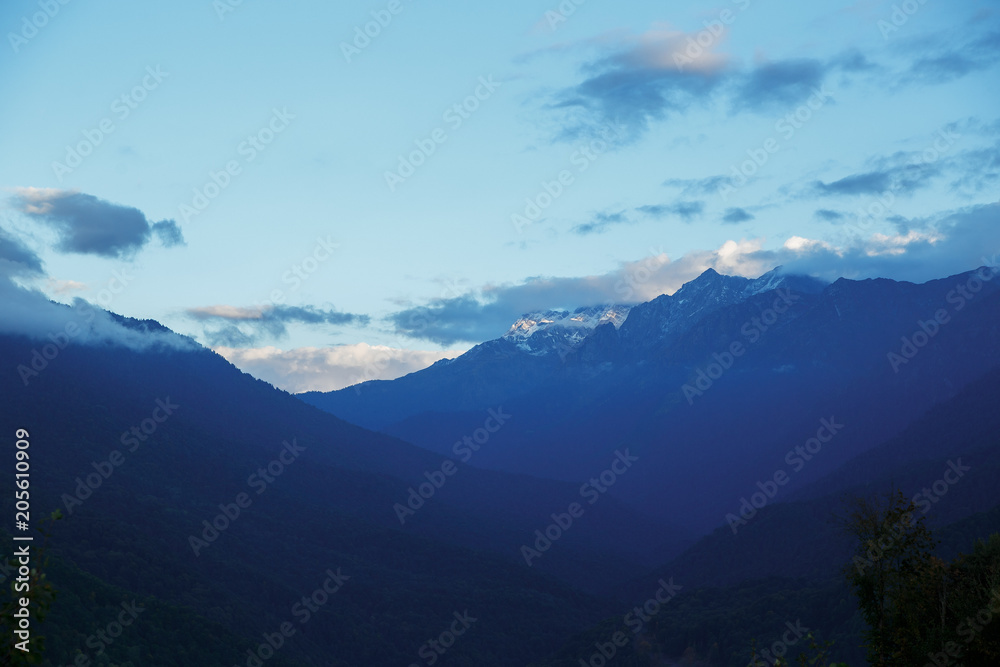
[540,14,999,142]
[11,189,185,259]
[0,228,44,277]
[572,210,631,235]
[815,209,845,222]
[541,26,860,141]
[732,59,827,112]
[832,50,879,73]
[813,157,944,197]
[901,29,1000,85]
[638,200,705,222]
[949,138,1000,194]
[662,175,731,197]
[554,67,724,140]
[152,220,184,248]
[722,207,754,224]
[186,304,370,347]
[803,116,998,203]
[814,171,893,196]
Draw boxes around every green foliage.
[844,491,1000,666]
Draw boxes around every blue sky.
[1,0,998,391]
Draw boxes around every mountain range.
[301,266,1000,533]
[3,264,999,665]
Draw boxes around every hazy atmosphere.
[2,1,999,666]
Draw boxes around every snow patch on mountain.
[503,306,631,355]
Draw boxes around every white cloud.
[213,344,466,394]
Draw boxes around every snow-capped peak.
[502,305,631,356]
[504,306,630,340]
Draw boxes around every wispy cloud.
[572,210,632,235]
[186,304,370,346]
[638,200,705,222]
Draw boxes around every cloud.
[540,13,998,142]
[152,220,185,247]
[46,278,87,295]
[213,344,465,393]
[0,227,44,277]
[777,202,1000,282]
[387,202,1000,345]
[0,226,190,352]
[812,151,946,198]
[814,171,894,196]
[662,175,731,197]
[900,27,1000,85]
[572,210,631,235]
[0,240,194,354]
[815,209,845,222]
[540,24,861,140]
[638,200,705,222]
[548,25,730,139]
[722,207,754,224]
[803,118,998,202]
[732,58,827,112]
[388,241,773,345]
[10,188,185,258]
[186,304,371,346]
